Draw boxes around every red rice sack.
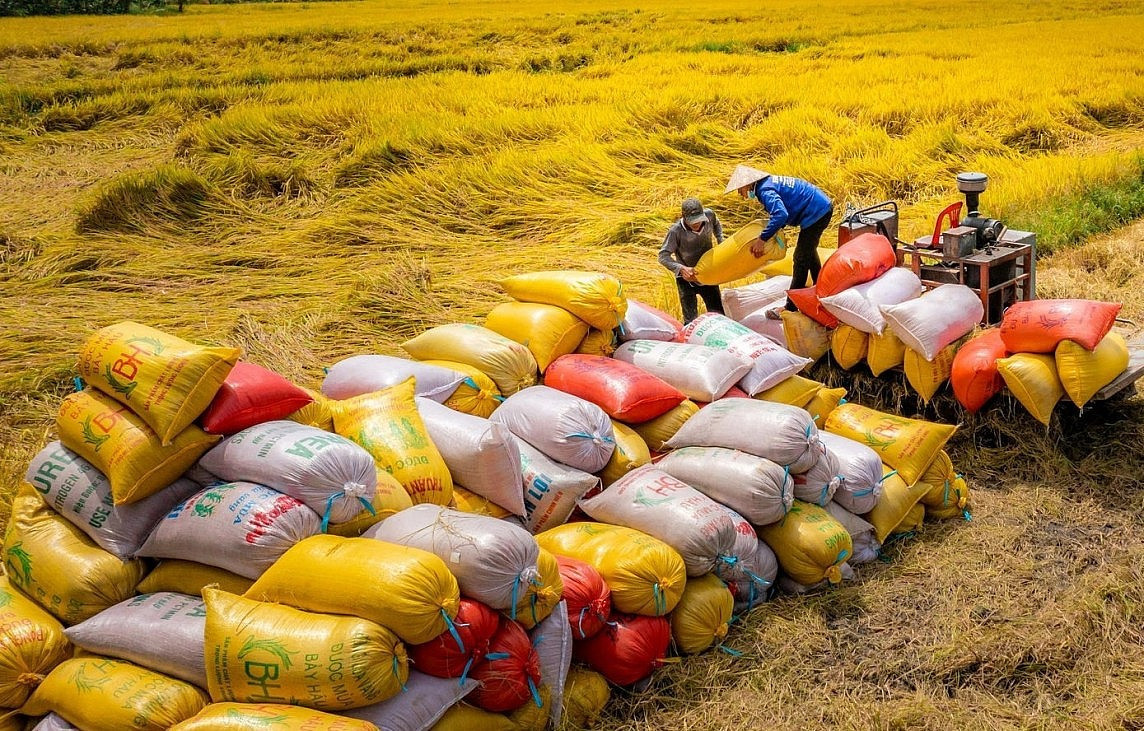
[556,555,611,640]
[468,618,542,713]
[618,300,683,342]
[198,361,312,435]
[408,598,500,680]
[814,233,896,297]
[1000,299,1121,353]
[787,287,840,328]
[543,355,686,423]
[951,329,1008,412]
[572,613,671,686]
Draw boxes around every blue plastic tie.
[485,652,511,661]
[441,610,465,655]
[852,487,876,498]
[392,655,407,693]
[718,645,744,657]
[462,377,479,390]
[838,397,849,405]
[653,583,666,615]
[877,469,899,484]
[322,367,329,375]
[529,592,539,626]
[320,491,341,534]
[962,509,973,522]
[528,677,543,708]
[458,655,475,687]
[942,478,950,506]
[359,497,377,515]
[72,377,84,392]
[509,575,522,621]
[817,484,830,505]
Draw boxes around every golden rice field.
[2,0,1144,727]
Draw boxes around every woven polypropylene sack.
[467,617,542,713]
[578,466,739,577]
[619,299,683,342]
[408,598,499,679]
[500,271,627,331]
[20,657,208,731]
[536,522,685,616]
[904,340,960,403]
[402,324,538,397]
[57,390,218,506]
[728,539,779,613]
[416,398,524,516]
[760,246,835,278]
[65,592,206,687]
[824,403,955,486]
[740,299,789,346]
[286,387,334,431]
[419,360,502,419]
[721,276,792,322]
[138,481,321,580]
[599,421,651,487]
[792,446,841,506]
[778,562,856,594]
[172,704,378,730]
[780,310,831,362]
[787,287,839,328]
[328,467,414,537]
[485,301,589,372]
[996,353,1064,426]
[331,378,453,506]
[670,574,733,655]
[683,313,812,395]
[543,355,686,424]
[757,500,852,586]
[1056,332,1129,407]
[321,354,464,403]
[867,328,907,376]
[665,398,822,473]
[28,714,74,731]
[754,374,821,408]
[530,600,572,727]
[24,441,199,560]
[892,502,926,535]
[819,432,883,515]
[819,266,922,334]
[490,386,615,473]
[450,485,514,519]
[77,321,240,446]
[918,451,970,516]
[561,668,610,729]
[204,588,406,710]
[804,385,847,429]
[824,502,880,564]
[831,325,868,370]
[572,613,671,686]
[199,421,376,525]
[0,576,71,708]
[575,328,617,357]
[814,233,896,297]
[244,534,459,646]
[432,704,516,731]
[136,560,253,598]
[517,438,600,534]
[865,466,932,544]
[1000,299,1121,353]
[630,399,699,452]
[199,361,313,435]
[3,485,144,625]
[341,672,477,730]
[366,505,539,613]
[656,446,792,526]
[613,340,754,403]
[951,329,1008,413]
[716,508,771,604]
[510,548,564,630]
[693,220,784,285]
[880,284,983,361]
[556,555,611,641]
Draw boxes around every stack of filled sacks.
[951,299,1128,424]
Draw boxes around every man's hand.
[679,266,698,282]
[749,238,770,258]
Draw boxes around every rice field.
[2,0,1144,728]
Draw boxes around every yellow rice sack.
[693,221,785,285]
[203,589,407,711]
[287,387,335,431]
[486,302,589,372]
[865,465,932,543]
[508,683,550,731]
[77,321,240,446]
[245,535,460,646]
[172,703,380,730]
[1056,332,1129,408]
[781,310,830,361]
[0,576,71,708]
[420,360,501,418]
[403,324,537,396]
[918,451,970,514]
[630,399,698,452]
[3,485,144,625]
[328,467,413,537]
[755,374,822,408]
[996,353,1064,426]
[575,328,618,357]
[904,340,959,404]
[561,668,610,729]
[432,704,517,731]
[891,502,925,536]
[450,485,514,519]
[867,328,907,376]
[670,574,734,655]
[536,523,686,616]
[757,501,852,586]
[20,656,208,730]
[824,403,955,486]
[331,378,453,506]
[499,271,627,331]
[57,390,219,505]
[136,560,254,598]
[803,386,846,428]
[831,325,868,370]
[512,548,564,630]
[599,421,651,486]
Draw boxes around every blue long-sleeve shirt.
[753,176,832,242]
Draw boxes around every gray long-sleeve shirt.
[658,209,725,276]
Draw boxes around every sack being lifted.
[693,220,785,285]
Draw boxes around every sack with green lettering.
[198,421,377,527]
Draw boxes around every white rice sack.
[740,298,789,346]
[578,465,739,577]
[715,508,773,605]
[24,441,201,560]
[819,432,883,515]
[683,313,811,395]
[664,399,822,473]
[613,340,753,403]
[619,299,681,342]
[366,504,539,613]
[819,267,923,334]
[198,421,376,526]
[825,502,881,564]
[341,672,477,730]
[182,463,219,487]
[517,437,600,534]
[415,398,525,516]
[32,715,77,731]
[778,562,855,594]
[531,599,573,728]
[490,385,615,473]
[722,275,793,321]
[730,537,779,613]
[138,481,322,579]
[656,446,793,526]
[63,592,206,687]
[792,446,841,506]
[321,354,464,402]
[880,283,984,360]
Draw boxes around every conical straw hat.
[724,165,769,194]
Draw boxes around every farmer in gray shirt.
[658,197,725,324]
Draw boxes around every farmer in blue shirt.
[724,165,834,317]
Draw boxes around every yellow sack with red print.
[77,321,240,446]
[756,500,852,586]
[693,221,785,285]
[331,378,452,506]
[867,328,907,376]
[420,360,502,418]
[500,271,627,331]
[630,399,698,452]
[172,703,379,730]
[831,325,868,370]
[485,302,589,372]
[599,421,651,486]
[824,403,955,486]
[57,389,218,505]
[3,485,144,625]
[865,465,933,543]
[136,560,253,598]
[670,574,734,655]
[0,575,71,708]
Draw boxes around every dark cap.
[681,197,707,226]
